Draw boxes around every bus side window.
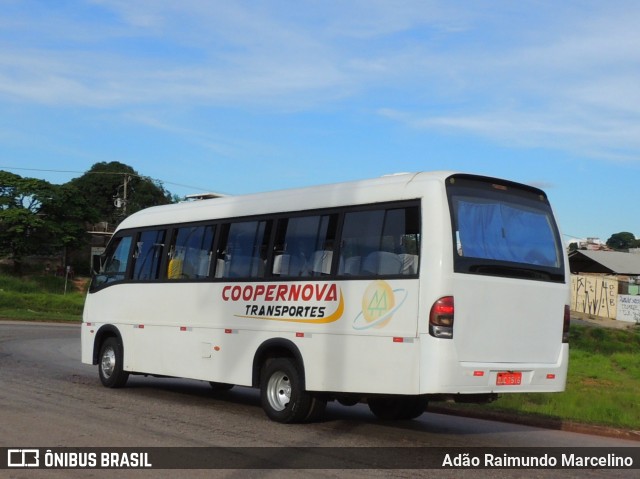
[219,220,271,279]
[339,206,420,277]
[132,230,166,281]
[272,214,338,277]
[168,225,215,280]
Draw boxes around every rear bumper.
[419,335,568,394]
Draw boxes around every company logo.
[5,449,152,469]
[8,449,39,468]
[223,282,345,324]
[353,280,408,330]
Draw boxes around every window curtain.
[457,201,558,267]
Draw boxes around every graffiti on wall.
[617,295,640,324]
[571,275,618,319]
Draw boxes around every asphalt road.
[0,321,637,479]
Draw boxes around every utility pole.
[114,174,130,216]
[123,174,129,217]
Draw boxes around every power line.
[0,165,214,193]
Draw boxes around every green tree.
[40,182,99,267]
[0,171,57,274]
[606,232,639,251]
[68,162,173,225]
[1,164,174,274]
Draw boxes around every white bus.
[81,171,570,423]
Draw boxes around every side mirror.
[92,254,105,276]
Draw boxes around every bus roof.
[116,171,457,231]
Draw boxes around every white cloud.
[0,1,639,162]
[0,1,358,108]
[374,3,640,162]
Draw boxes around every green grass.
[0,273,639,430]
[443,325,640,430]
[0,274,85,322]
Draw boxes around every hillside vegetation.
[0,274,85,321]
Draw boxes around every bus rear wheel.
[368,395,428,420]
[98,337,129,388]
[260,358,326,423]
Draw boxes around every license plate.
[496,372,522,386]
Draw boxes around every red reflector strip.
[474,371,485,377]
[393,337,404,343]
[134,324,145,329]
[547,374,556,380]
[180,326,192,332]
[86,322,92,326]
[224,329,233,334]
[296,332,305,338]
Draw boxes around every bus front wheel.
[260,358,325,423]
[98,337,129,388]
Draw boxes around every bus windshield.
[447,175,564,282]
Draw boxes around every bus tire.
[368,395,427,420]
[397,396,428,420]
[260,358,319,423]
[98,337,129,388]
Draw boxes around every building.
[568,250,640,323]
[568,237,608,251]
[568,250,640,276]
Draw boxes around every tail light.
[563,305,570,343]
[430,296,454,339]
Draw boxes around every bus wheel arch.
[94,325,129,388]
[98,336,129,388]
[92,324,123,364]
[253,339,326,423]
[259,357,326,423]
[252,339,305,389]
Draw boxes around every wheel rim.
[101,346,116,379]
[266,371,291,412]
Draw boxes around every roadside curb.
[429,405,640,442]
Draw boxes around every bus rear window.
[447,175,564,282]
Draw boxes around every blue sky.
[1,1,639,243]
